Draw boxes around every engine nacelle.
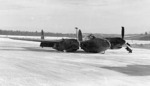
[53,39,79,52]
[40,39,79,52]
[105,37,125,49]
[40,42,55,48]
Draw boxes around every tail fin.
[121,26,125,39]
[78,29,83,42]
[41,29,44,39]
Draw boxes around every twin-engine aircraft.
[8,27,132,53]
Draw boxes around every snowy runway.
[0,38,150,86]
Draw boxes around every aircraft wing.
[8,37,62,43]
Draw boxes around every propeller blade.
[126,42,131,47]
[121,26,125,39]
[78,29,83,42]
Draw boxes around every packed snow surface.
[126,40,150,44]
[0,37,150,86]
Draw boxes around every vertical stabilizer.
[78,29,83,42]
[41,29,44,39]
[121,26,125,39]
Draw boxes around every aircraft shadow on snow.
[0,45,100,54]
[102,65,150,76]
[21,46,90,54]
[0,46,52,52]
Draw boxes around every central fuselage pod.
[80,38,110,53]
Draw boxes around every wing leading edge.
[9,37,61,43]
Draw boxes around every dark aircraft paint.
[40,41,55,48]
[78,29,83,42]
[121,26,125,39]
[40,39,79,52]
[52,39,79,52]
[80,38,110,53]
[105,37,125,49]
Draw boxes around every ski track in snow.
[0,37,150,86]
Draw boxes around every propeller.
[121,26,125,39]
[121,26,132,53]
[78,29,83,42]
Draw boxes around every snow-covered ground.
[1,37,150,86]
[126,40,150,44]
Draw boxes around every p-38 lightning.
[7,27,132,53]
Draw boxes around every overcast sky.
[0,0,150,34]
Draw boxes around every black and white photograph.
[0,0,150,86]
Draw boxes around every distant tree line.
[0,29,76,37]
